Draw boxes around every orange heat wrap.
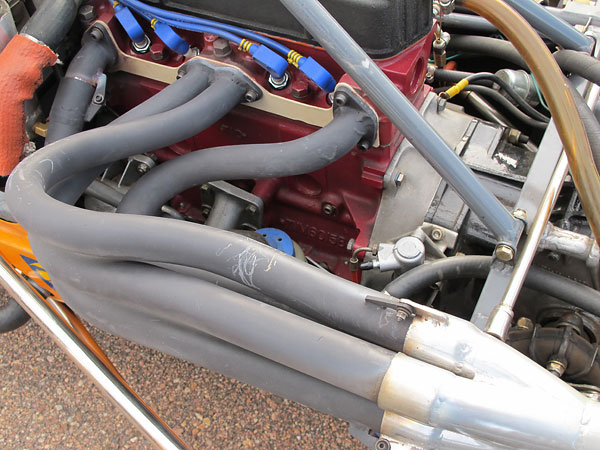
[0,35,57,176]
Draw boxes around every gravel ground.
[0,289,366,449]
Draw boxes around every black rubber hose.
[117,108,372,215]
[570,85,600,171]
[31,238,395,402]
[434,84,548,129]
[555,50,600,87]
[448,35,528,69]
[384,256,600,317]
[48,62,212,204]
[0,297,30,333]
[21,0,83,50]
[45,32,117,144]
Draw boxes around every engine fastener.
[375,438,391,450]
[322,203,337,216]
[495,244,515,262]
[396,304,413,321]
[137,163,149,174]
[516,317,534,331]
[132,35,151,53]
[394,172,404,187]
[246,204,258,214]
[244,90,260,103]
[212,38,232,58]
[357,139,370,152]
[268,73,290,90]
[546,359,567,378]
[78,4,96,23]
[291,80,310,99]
[431,227,444,241]
[513,208,528,223]
[150,43,166,61]
[333,92,348,107]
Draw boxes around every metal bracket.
[84,73,107,122]
[332,84,379,150]
[366,294,449,325]
[202,181,264,230]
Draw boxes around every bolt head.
[513,208,527,222]
[375,439,391,450]
[213,38,232,58]
[78,5,96,22]
[246,204,258,214]
[322,203,336,216]
[150,43,166,61]
[516,317,534,331]
[333,92,348,107]
[93,94,104,104]
[431,227,444,241]
[137,163,149,174]
[495,244,515,262]
[546,360,567,377]
[291,80,310,99]
[244,90,259,103]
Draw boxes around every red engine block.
[95,0,434,279]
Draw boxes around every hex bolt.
[516,317,534,331]
[244,90,259,103]
[149,43,166,61]
[291,80,310,99]
[322,203,337,216]
[132,35,151,53]
[394,172,405,187]
[78,4,96,23]
[375,439,391,450]
[201,205,211,217]
[357,139,370,152]
[396,305,413,321]
[495,244,515,262]
[93,94,104,104]
[246,204,258,214]
[333,92,348,107]
[268,73,290,90]
[213,38,232,58]
[546,359,567,378]
[137,163,149,174]
[513,208,527,223]
[431,227,444,241]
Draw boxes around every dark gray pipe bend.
[48,65,216,204]
[53,282,385,431]
[117,108,372,215]
[7,71,410,352]
[30,237,395,403]
[555,50,600,87]
[46,35,118,144]
[21,0,83,50]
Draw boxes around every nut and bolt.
[246,204,258,214]
[394,172,405,187]
[244,90,260,103]
[137,163,149,174]
[132,35,151,53]
[78,4,96,23]
[201,205,211,217]
[93,94,104,104]
[268,73,290,90]
[431,227,445,241]
[495,244,515,262]
[546,359,567,378]
[213,38,232,58]
[333,92,348,107]
[322,202,337,216]
[513,208,527,222]
[150,43,166,61]
[357,139,371,152]
[516,317,534,331]
[291,80,310,99]
[375,438,391,450]
[396,305,413,321]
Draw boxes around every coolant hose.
[49,60,211,205]
[45,31,117,144]
[0,0,82,176]
[117,108,372,215]
[571,85,600,171]
[447,35,528,69]
[384,255,600,317]
[21,0,83,51]
[458,0,600,246]
[554,50,600,87]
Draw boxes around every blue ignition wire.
[118,0,337,91]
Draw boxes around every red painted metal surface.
[96,0,434,279]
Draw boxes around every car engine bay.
[2,0,600,448]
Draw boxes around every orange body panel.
[0,219,60,298]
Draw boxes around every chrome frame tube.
[0,256,188,450]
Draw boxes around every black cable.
[433,85,548,130]
[384,255,600,317]
[435,69,550,122]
